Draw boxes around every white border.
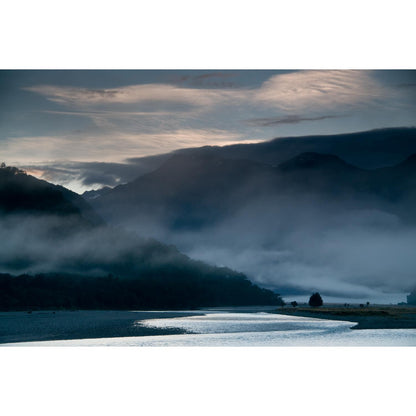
[1,0,415,69]
[1,347,414,416]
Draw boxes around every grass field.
[273,305,416,329]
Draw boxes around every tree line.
[0,272,284,311]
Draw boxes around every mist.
[0,212,285,310]
[0,213,184,277]
[110,192,416,304]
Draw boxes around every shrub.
[308,292,323,307]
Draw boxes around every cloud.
[23,83,247,111]
[24,158,169,191]
[43,109,174,117]
[3,128,242,163]
[24,71,389,116]
[21,71,400,135]
[0,213,183,277]
[254,70,388,111]
[246,114,342,126]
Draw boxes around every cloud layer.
[24,70,387,113]
[254,70,388,111]
[246,114,342,126]
[23,83,248,111]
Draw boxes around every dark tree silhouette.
[0,272,284,311]
[308,292,323,307]
[291,301,298,308]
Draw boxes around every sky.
[1,69,415,193]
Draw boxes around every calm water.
[5,310,416,346]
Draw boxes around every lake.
[3,309,416,346]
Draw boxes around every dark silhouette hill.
[90,149,416,230]
[87,128,416,193]
[0,164,102,226]
[212,127,416,169]
[95,149,277,229]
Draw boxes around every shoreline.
[271,306,416,329]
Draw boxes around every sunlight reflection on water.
[138,312,355,335]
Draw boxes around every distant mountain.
[90,149,416,231]
[93,149,277,229]
[211,127,416,169]
[97,128,416,190]
[278,152,357,171]
[82,186,112,200]
[0,164,103,226]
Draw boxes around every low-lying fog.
[114,195,415,304]
[2,194,415,304]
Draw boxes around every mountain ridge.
[0,164,103,226]
[83,127,416,199]
[90,149,416,231]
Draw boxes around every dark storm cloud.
[246,114,342,127]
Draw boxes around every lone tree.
[291,301,298,308]
[308,292,323,307]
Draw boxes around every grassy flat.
[273,305,416,329]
